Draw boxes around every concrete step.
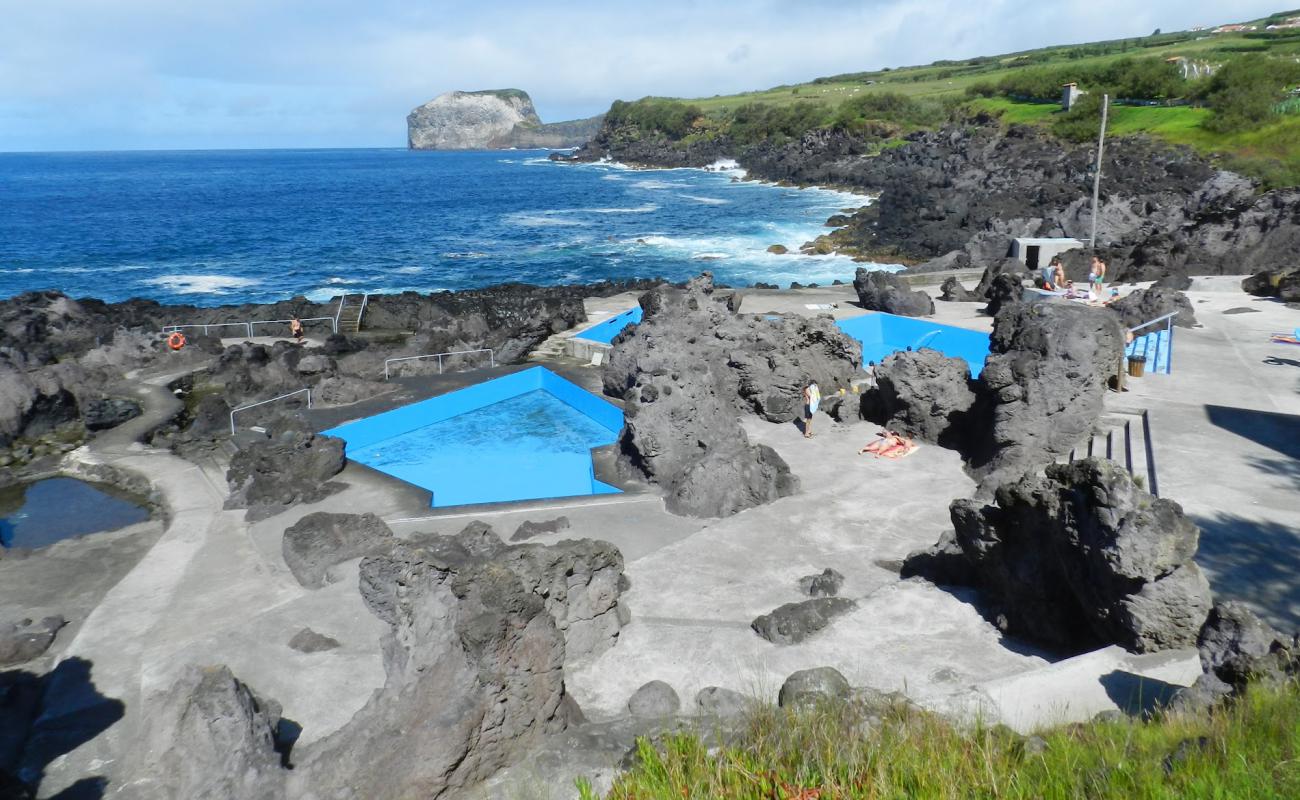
[976,645,1200,734]
[1064,410,1158,495]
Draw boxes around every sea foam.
[143,274,258,294]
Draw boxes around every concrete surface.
[9,275,1297,795]
[1107,276,1300,630]
[976,646,1202,734]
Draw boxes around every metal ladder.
[335,293,370,334]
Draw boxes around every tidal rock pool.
[0,477,151,549]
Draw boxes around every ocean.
[0,148,893,306]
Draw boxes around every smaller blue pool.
[573,306,643,344]
[836,313,991,377]
[323,367,623,507]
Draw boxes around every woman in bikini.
[859,430,916,458]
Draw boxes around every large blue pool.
[836,313,991,377]
[323,367,623,507]
[574,306,644,344]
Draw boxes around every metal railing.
[355,293,371,329]
[333,295,347,331]
[384,349,495,380]
[334,292,371,332]
[1128,310,1179,334]
[164,316,337,339]
[248,316,337,336]
[162,321,253,338]
[229,388,313,435]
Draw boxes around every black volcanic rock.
[81,397,142,431]
[224,426,346,521]
[852,268,934,317]
[281,512,394,589]
[973,258,1030,299]
[982,272,1025,317]
[938,276,978,302]
[903,458,1212,655]
[1242,266,1300,303]
[871,349,978,449]
[752,597,857,645]
[299,537,574,798]
[1108,286,1197,332]
[604,273,861,517]
[972,302,1123,490]
[1197,602,1298,689]
[0,616,66,667]
[572,115,1300,284]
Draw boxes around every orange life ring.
[167,331,186,351]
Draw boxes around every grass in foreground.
[580,681,1300,799]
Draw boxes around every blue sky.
[0,0,1281,151]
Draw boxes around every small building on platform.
[1010,237,1083,271]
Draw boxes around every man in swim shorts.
[802,381,820,439]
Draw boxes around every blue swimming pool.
[573,306,644,344]
[836,313,991,377]
[323,367,623,507]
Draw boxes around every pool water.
[324,367,623,507]
[574,306,644,344]
[0,477,151,549]
[836,312,991,377]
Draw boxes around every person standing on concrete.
[290,316,305,344]
[802,381,821,439]
[1089,255,1108,301]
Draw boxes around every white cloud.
[0,0,1282,150]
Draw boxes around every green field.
[629,10,1300,185]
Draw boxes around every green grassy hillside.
[614,10,1300,186]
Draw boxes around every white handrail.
[334,295,347,331]
[384,349,495,380]
[248,316,337,335]
[355,293,371,330]
[163,315,338,339]
[1128,311,1179,332]
[229,388,313,435]
[162,321,253,338]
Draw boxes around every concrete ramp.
[976,645,1201,734]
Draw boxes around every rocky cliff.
[565,116,1300,283]
[407,89,602,150]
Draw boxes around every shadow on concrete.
[1195,512,1300,631]
[1262,355,1300,368]
[12,658,124,799]
[1098,670,1182,716]
[1203,404,1300,462]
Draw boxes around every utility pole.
[1089,93,1110,249]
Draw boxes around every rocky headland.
[407,89,603,150]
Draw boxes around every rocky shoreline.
[559,117,1300,286]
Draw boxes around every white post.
[1089,94,1110,250]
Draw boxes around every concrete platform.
[16,274,1298,794]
